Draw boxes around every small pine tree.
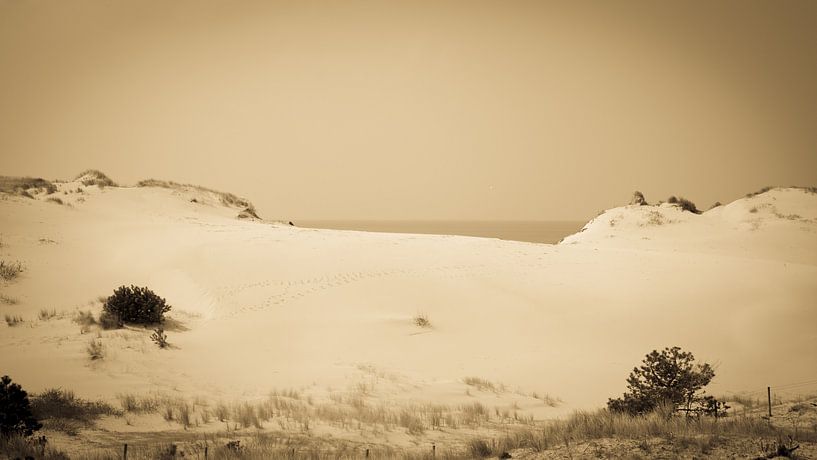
[607,347,717,415]
[103,285,171,325]
[0,375,42,436]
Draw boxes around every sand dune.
[1,179,816,425]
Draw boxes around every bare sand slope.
[1,181,815,418]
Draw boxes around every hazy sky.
[2,1,816,221]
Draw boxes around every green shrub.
[0,375,42,436]
[103,285,171,325]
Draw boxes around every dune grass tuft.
[413,313,431,328]
[4,314,23,326]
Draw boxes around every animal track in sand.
[212,263,501,317]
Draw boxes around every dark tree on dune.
[103,285,171,326]
[607,347,723,416]
[0,375,42,436]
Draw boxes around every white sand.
[1,182,815,417]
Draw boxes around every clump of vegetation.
[0,294,18,305]
[72,310,97,327]
[38,309,57,321]
[237,207,260,219]
[629,191,648,206]
[709,201,722,210]
[468,438,493,458]
[4,314,23,327]
[0,260,24,281]
[74,170,117,187]
[0,375,42,436]
[0,434,68,460]
[0,176,57,196]
[746,186,774,198]
[45,197,64,205]
[644,210,664,226]
[102,285,171,326]
[413,313,431,328]
[463,377,498,392]
[86,338,105,360]
[98,310,121,330]
[30,389,119,425]
[607,346,724,416]
[151,327,169,348]
[667,196,701,214]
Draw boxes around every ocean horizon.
[297,220,587,244]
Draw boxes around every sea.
[296,220,587,244]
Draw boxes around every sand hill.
[1,176,816,455]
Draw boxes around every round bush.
[103,285,171,326]
[0,375,42,436]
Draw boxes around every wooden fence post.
[767,386,772,417]
[123,443,128,460]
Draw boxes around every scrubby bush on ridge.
[667,196,700,214]
[629,191,648,206]
[103,285,171,326]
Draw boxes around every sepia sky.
[2,0,816,221]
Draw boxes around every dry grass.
[87,338,105,360]
[0,175,57,195]
[75,170,117,187]
[4,314,23,326]
[31,389,120,426]
[38,308,58,320]
[137,179,257,215]
[46,196,65,205]
[73,310,98,327]
[468,404,817,457]
[0,293,18,305]
[463,377,498,392]
[17,387,817,459]
[0,434,69,459]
